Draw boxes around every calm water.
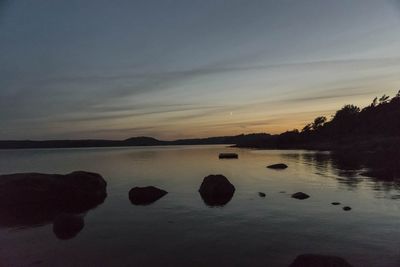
[0,145,399,267]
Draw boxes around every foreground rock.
[0,171,107,207]
[53,213,84,240]
[267,163,288,169]
[343,206,352,211]
[331,202,341,205]
[129,186,168,205]
[291,192,310,200]
[199,175,235,206]
[258,192,266,197]
[0,171,107,227]
[289,254,353,267]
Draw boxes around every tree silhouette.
[312,116,327,131]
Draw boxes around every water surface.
[0,145,399,267]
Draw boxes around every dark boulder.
[343,206,352,211]
[258,192,266,197]
[129,186,168,205]
[289,254,353,267]
[267,163,288,169]
[199,175,235,206]
[331,202,341,205]
[219,153,238,159]
[291,192,310,200]
[0,171,107,227]
[53,213,84,240]
[0,171,106,206]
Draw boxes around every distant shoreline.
[0,134,270,150]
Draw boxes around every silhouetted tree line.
[300,91,400,139]
[263,91,400,148]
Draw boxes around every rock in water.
[267,163,288,169]
[219,153,238,159]
[258,192,266,197]
[0,171,107,206]
[289,254,353,267]
[331,202,341,205]
[199,175,235,206]
[53,213,84,240]
[129,186,168,205]
[343,206,352,211]
[0,171,107,227]
[291,192,310,200]
[0,171,106,227]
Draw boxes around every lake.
[0,145,399,267]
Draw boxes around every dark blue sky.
[1,0,399,139]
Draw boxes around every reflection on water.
[199,190,234,207]
[53,214,85,240]
[0,196,105,229]
[0,146,399,267]
[283,151,400,197]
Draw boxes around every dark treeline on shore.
[235,91,400,179]
[236,90,400,150]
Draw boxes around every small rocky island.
[219,153,238,159]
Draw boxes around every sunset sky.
[1,0,400,140]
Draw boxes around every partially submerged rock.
[199,175,235,206]
[331,202,341,205]
[291,192,310,200]
[267,163,288,169]
[129,186,168,205]
[53,213,84,240]
[258,192,266,197]
[0,171,107,227]
[0,171,107,207]
[289,254,353,267]
[343,206,352,211]
[219,153,238,159]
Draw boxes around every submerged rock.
[258,192,266,197]
[289,254,353,267]
[53,213,84,240]
[343,206,352,211]
[199,175,235,206]
[129,186,168,205]
[219,153,238,159]
[267,163,288,169]
[0,171,107,227]
[331,202,341,205]
[291,192,310,200]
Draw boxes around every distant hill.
[0,133,271,149]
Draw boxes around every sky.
[0,0,400,140]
